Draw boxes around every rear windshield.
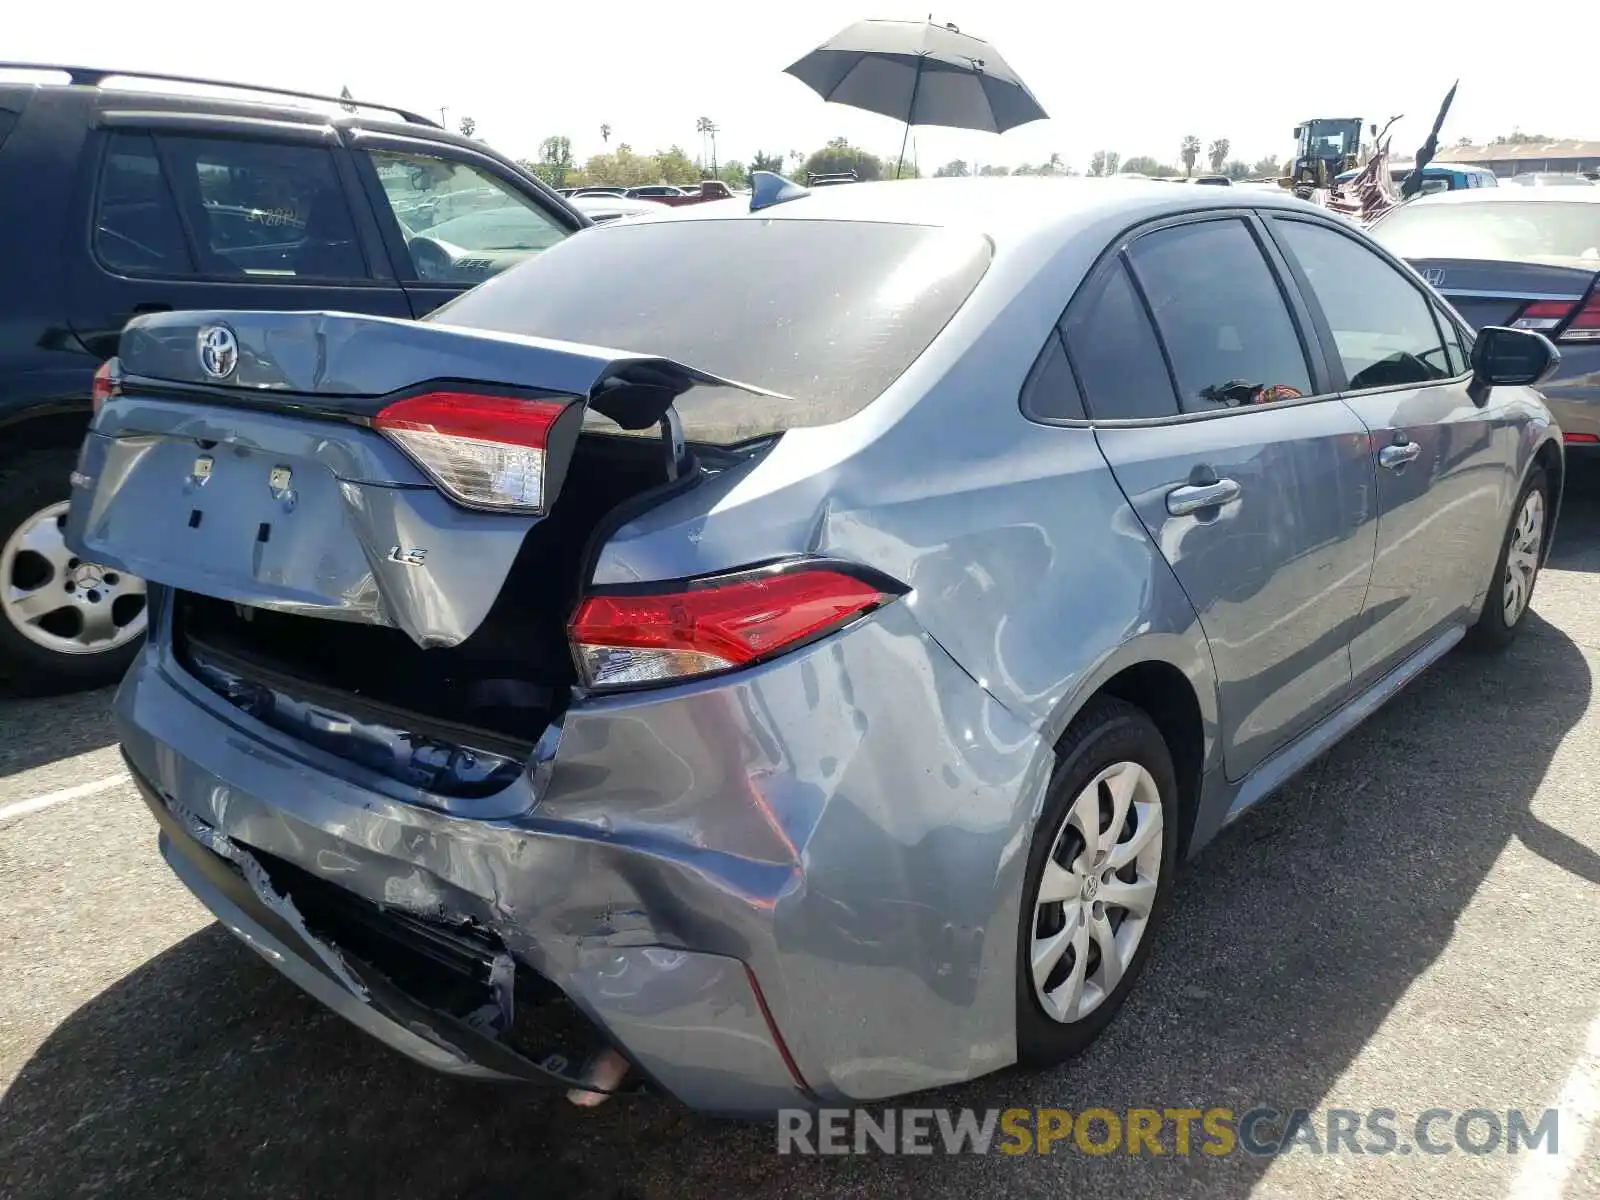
[428,218,993,443]
[1373,201,1600,262]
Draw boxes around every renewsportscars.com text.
[777,1106,1561,1157]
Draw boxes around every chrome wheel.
[1,500,146,656]
[1501,488,1544,627]
[1031,760,1164,1024]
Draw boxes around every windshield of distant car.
[1373,201,1600,262]
[429,218,993,443]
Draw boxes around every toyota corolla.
[66,176,1562,1115]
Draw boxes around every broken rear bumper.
[116,597,1050,1114]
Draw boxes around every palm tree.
[1207,138,1230,174]
[600,123,611,145]
[1180,135,1202,177]
[1046,152,1062,175]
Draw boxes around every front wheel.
[1016,697,1179,1067]
[1465,466,1550,653]
[0,449,148,694]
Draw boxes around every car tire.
[1016,696,1179,1068]
[0,448,146,695]
[1464,466,1550,654]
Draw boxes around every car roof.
[642,175,1322,247]
[1407,186,1600,207]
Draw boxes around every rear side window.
[1061,260,1178,419]
[94,133,194,276]
[430,219,992,443]
[1128,219,1313,412]
[95,132,368,281]
[171,137,367,280]
[1274,219,1452,390]
[1019,330,1085,422]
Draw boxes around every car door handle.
[1166,478,1242,516]
[1378,442,1422,470]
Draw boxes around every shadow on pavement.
[0,618,1590,1199]
[0,685,119,779]
[1550,470,1600,573]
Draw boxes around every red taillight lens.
[1564,432,1599,444]
[374,391,572,511]
[1513,292,1600,343]
[1511,300,1573,333]
[91,359,118,415]
[1560,293,1600,342]
[569,566,898,689]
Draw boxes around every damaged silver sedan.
[66,177,1560,1115]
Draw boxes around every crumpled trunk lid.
[65,310,770,648]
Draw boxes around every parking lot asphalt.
[3,496,1600,1200]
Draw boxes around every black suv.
[0,65,586,693]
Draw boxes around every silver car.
[1369,188,1600,447]
[66,178,1562,1116]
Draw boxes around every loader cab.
[1291,117,1366,190]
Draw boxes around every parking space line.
[1509,1009,1600,1200]
[0,772,131,823]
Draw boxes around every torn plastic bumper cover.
[132,768,618,1091]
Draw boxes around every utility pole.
[439,106,449,129]
[709,121,719,177]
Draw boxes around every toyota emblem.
[197,325,239,380]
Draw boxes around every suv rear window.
[429,218,993,443]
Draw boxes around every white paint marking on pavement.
[0,772,131,823]
[1509,1009,1600,1200]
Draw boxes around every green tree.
[458,115,477,139]
[653,145,700,184]
[934,159,970,177]
[1224,159,1251,180]
[750,151,785,174]
[530,135,575,188]
[1207,138,1230,173]
[600,123,612,145]
[717,160,747,188]
[1121,155,1177,177]
[1491,130,1554,145]
[1180,135,1201,177]
[1087,150,1110,177]
[1251,154,1282,177]
[1104,151,1121,176]
[802,138,883,182]
[978,163,1010,176]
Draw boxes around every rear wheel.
[0,450,147,694]
[1465,466,1549,653]
[1016,697,1178,1066]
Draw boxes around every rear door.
[68,114,409,358]
[1079,212,1378,781]
[346,131,580,317]
[1266,215,1507,685]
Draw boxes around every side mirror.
[1292,126,1303,139]
[1370,123,1378,137]
[1468,326,1561,403]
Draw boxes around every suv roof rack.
[0,62,441,128]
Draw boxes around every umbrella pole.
[896,54,928,179]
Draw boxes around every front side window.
[93,132,193,276]
[1127,219,1313,412]
[1275,219,1453,390]
[367,150,569,284]
[164,136,367,280]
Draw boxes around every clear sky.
[9,1,1593,174]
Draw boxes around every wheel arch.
[1041,634,1220,860]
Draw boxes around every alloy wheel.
[1,500,147,656]
[1031,760,1164,1024]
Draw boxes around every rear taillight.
[569,564,900,690]
[91,359,119,415]
[1512,291,1600,343]
[1564,432,1599,444]
[374,390,573,512]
